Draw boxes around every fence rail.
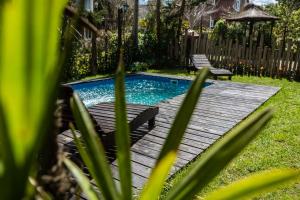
[178,31,300,80]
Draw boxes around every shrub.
[71,53,91,80]
[138,32,157,65]
[210,19,246,42]
[130,62,149,72]
[211,19,228,40]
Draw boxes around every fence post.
[296,51,300,79]
[262,46,268,76]
[205,33,210,57]
[197,33,202,54]
[285,40,292,77]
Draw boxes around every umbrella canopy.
[225,3,279,22]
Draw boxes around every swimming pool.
[70,74,211,107]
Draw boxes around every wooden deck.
[58,75,280,195]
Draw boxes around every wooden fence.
[177,31,300,80]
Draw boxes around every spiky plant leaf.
[204,169,300,200]
[114,49,132,199]
[0,0,66,198]
[28,177,53,200]
[166,108,274,200]
[70,93,120,200]
[64,158,99,200]
[139,152,176,200]
[139,68,209,199]
[158,68,209,160]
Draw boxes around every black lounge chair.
[188,54,233,80]
[58,85,159,149]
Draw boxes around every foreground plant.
[0,0,67,199]
[65,57,300,199]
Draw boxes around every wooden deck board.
[59,77,279,194]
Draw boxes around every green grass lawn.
[148,69,300,199]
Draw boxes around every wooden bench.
[188,54,233,80]
[58,85,159,157]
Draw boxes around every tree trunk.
[37,93,73,199]
[132,0,139,61]
[156,0,161,66]
[104,18,108,69]
[117,8,123,63]
[282,25,288,56]
[176,0,186,63]
[177,0,186,39]
[91,32,98,75]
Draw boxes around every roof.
[225,3,279,22]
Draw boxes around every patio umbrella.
[225,3,279,43]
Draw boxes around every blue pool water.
[71,74,211,107]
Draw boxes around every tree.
[184,3,207,30]
[266,2,300,48]
[132,0,139,60]
[156,0,162,66]
[177,0,186,38]
[277,0,300,10]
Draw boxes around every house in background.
[200,0,250,29]
[69,0,95,39]
[80,0,251,36]
[83,0,94,39]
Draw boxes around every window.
[233,0,241,12]
[209,16,214,29]
[84,28,92,40]
[84,0,94,12]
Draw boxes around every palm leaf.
[140,68,209,199]
[166,108,274,200]
[28,177,53,200]
[158,68,209,160]
[0,0,66,198]
[64,158,99,200]
[139,152,177,200]
[205,169,300,200]
[70,93,120,200]
[69,124,94,175]
[114,49,132,199]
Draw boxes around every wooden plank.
[284,40,292,76]
[262,46,268,76]
[270,47,275,77]
[248,36,254,76]
[296,51,300,78]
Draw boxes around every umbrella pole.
[200,16,203,35]
[248,21,254,45]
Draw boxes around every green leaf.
[70,93,120,200]
[64,158,99,200]
[69,124,94,176]
[0,0,67,198]
[166,108,274,200]
[158,68,209,160]
[205,169,300,200]
[139,68,209,199]
[0,101,14,173]
[0,160,4,177]
[28,177,53,200]
[114,49,132,199]
[139,152,177,200]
